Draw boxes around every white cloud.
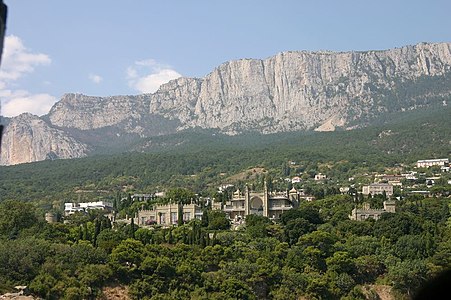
[0,35,51,82]
[1,90,56,117]
[0,35,56,117]
[127,59,181,93]
[89,73,103,84]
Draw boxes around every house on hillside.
[314,173,327,181]
[362,183,394,197]
[64,201,114,216]
[291,176,301,184]
[137,200,223,226]
[417,158,449,168]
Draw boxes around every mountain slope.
[1,42,451,165]
[0,113,90,165]
[0,106,449,203]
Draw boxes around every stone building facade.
[223,184,300,221]
[137,202,219,226]
[362,183,394,197]
[349,200,396,221]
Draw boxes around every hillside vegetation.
[0,106,449,209]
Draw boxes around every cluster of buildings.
[136,183,302,226]
[54,157,448,225]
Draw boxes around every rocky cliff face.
[0,113,90,165]
[148,42,451,133]
[1,42,451,165]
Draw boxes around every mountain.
[1,42,451,165]
[0,113,90,165]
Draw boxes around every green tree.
[109,238,145,279]
[207,210,230,230]
[245,214,271,239]
[0,200,39,238]
[284,218,315,245]
[388,259,429,297]
[221,278,256,300]
[96,229,125,253]
[166,188,196,204]
[178,203,184,226]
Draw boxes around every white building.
[403,172,418,180]
[64,201,114,216]
[291,176,301,184]
[131,194,153,201]
[314,173,327,181]
[417,158,449,168]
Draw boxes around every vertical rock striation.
[0,113,89,165]
[1,42,451,164]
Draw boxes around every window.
[171,212,177,224]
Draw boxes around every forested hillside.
[0,106,449,209]
[0,193,450,299]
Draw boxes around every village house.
[291,176,301,184]
[131,194,153,202]
[362,183,394,197]
[403,172,418,180]
[314,173,327,181]
[375,174,403,186]
[339,187,350,194]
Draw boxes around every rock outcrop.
[1,42,451,165]
[147,42,451,133]
[0,113,89,165]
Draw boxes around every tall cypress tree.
[130,218,135,239]
[178,202,184,226]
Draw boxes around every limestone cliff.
[0,113,89,165]
[2,42,451,165]
[44,42,451,135]
[148,42,451,133]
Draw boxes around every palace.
[223,184,300,221]
[137,203,207,226]
[136,183,302,226]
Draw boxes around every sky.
[0,0,450,117]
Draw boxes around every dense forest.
[0,193,450,299]
[0,106,450,299]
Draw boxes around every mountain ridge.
[1,42,451,165]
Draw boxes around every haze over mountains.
[1,42,451,165]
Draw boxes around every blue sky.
[0,0,450,117]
